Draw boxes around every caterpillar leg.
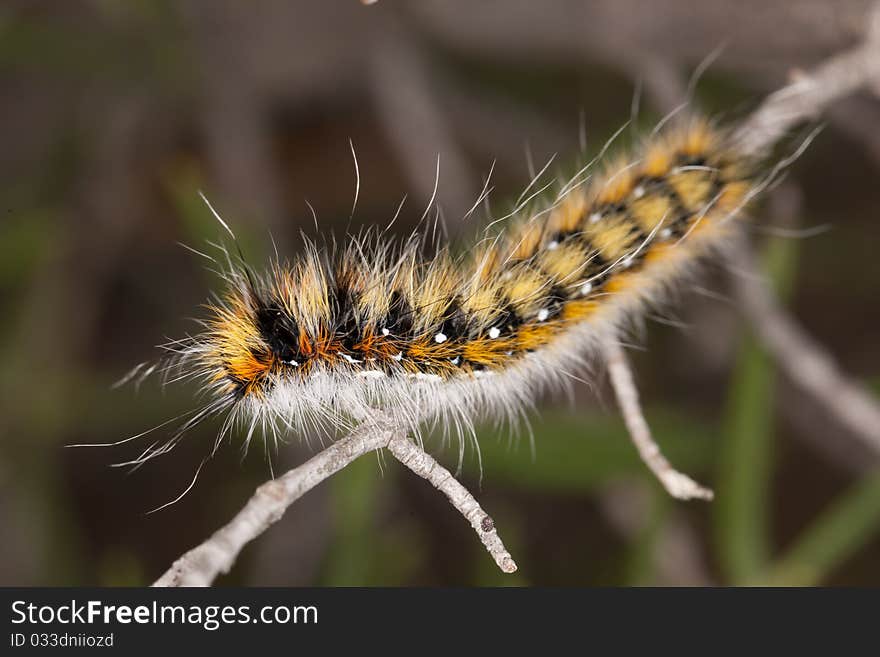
[602,338,714,501]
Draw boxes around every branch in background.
[828,97,880,173]
[154,421,515,586]
[181,4,293,243]
[598,481,714,585]
[602,338,714,501]
[730,241,880,457]
[737,183,880,471]
[731,2,880,157]
[367,11,477,226]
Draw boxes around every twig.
[387,433,517,573]
[602,338,714,501]
[731,2,880,157]
[154,420,516,586]
[153,422,394,586]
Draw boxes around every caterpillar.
[143,115,764,463]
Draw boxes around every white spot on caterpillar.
[537,308,550,322]
[659,228,672,239]
[579,281,593,296]
[488,327,501,339]
[284,359,300,367]
[633,185,645,199]
[450,356,461,365]
[392,351,403,361]
[434,332,448,344]
[547,240,559,250]
[589,212,602,224]
[381,327,390,336]
[340,353,362,364]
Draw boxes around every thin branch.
[387,434,517,573]
[602,338,714,501]
[154,421,516,586]
[153,422,394,586]
[729,182,880,468]
[731,2,880,157]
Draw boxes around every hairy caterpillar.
[129,114,769,467]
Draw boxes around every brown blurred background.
[1,0,879,586]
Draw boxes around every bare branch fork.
[154,418,514,587]
[153,4,880,586]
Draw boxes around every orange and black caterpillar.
[153,117,758,456]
